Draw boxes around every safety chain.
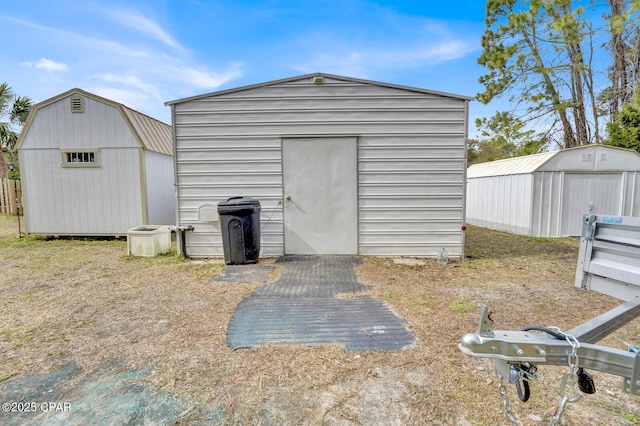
[495,328,583,426]
[550,330,582,425]
[497,372,520,426]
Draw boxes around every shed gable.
[19,94,139,151]
[18,88,173,156]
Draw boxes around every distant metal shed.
[166,72,472,258]
[466,145,640,237]
[16,88,175,236]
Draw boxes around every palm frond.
[10,96,32,124]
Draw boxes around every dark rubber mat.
[256,255,370,297]
[227,255,415,352]
[227,296,415,352]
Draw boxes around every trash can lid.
[217,196,261,207]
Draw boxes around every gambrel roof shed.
[167,72,472,258]
[17,88,175,236]
[17,88,173,155]
[466,145,640,237]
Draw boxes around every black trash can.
[217,196,261,265]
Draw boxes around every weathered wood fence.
[0,179,23,215]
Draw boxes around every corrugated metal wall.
[623,171,640,216]
[466,174,533,235]
[358,135,465,256]
[530,171,564,237]
[19,96,144,235]
[172,76,468,258]
[176,136,283,256]
[468,170,639,238]
[560,173,622,236]
[466,146,640,238]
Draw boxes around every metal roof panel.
[467,151,558,178]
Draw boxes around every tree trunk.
[569,43,590,145]
[524,18,579,148]
[609,0,629,119]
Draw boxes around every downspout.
[167,102,189,257]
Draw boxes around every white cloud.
[173,65,244,89]
[418,40,476,62]
[291,52,369,79]
[91,73,161,99]
[287,11,480,77]
[291,37,477,78]
[35,58,69,72]
[85,86,152,110]
[105,8,184,51]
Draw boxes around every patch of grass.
[449,300,476,314]
[123,252,184,264]
[623,412,640,423]
[464,226,577,260]
[532,237,553,243]
[0,235,35,247]
[602,403,640,423]
[415,293,435,306]
[8,326,39,349]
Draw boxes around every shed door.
[282,137,358,254]
[561,173,622,236]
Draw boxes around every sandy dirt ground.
[0,214,639,425]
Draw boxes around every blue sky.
[1,0,495,133]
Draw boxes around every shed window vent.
[582,153,593,162]
[61,149,99,167]
[70,95,84,113]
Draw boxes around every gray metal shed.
[466,145,640,237]
[166,73,471,258]
[16,88,175,236]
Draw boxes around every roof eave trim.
[165,72,474,106]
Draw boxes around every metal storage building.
[466,145,640,237]
[166,73,471,258]
[16,88,175,236]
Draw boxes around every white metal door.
[282,137,358,254]
[561,173,622,236]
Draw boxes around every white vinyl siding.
[171,75,469,258]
